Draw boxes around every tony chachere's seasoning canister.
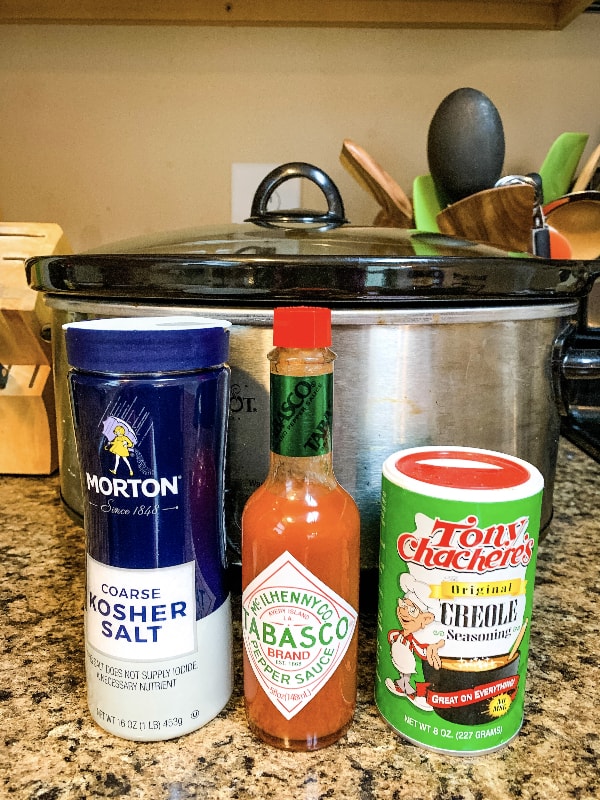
[375,446,544,755]
[64,316,233,741]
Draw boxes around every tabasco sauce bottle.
[241,306,360,751]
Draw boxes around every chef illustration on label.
[103,416,137,476]
[385,573,445,711]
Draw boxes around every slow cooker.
[26,163,600,570]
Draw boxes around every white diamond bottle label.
[242,552,358,720]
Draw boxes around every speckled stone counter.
[1,439,599,799]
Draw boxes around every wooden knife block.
[0,363,58,474]
[0,222,70,474]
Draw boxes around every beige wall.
[0,18,598,251]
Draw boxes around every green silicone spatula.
[538,132,589,204]
[412,174,447,232]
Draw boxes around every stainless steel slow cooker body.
[26,163,600,570]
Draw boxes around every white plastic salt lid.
[64,315,231,374]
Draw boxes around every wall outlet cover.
[231,163,301,223]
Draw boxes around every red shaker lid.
[383,446,544,502]
[394,449,531,490]
[273,306,331,348]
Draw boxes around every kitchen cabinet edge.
[0,1,593,32]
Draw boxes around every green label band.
[270,373,332,457]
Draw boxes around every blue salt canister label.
[65,316,233,741]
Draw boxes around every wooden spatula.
[340,139,413,227]
[436,184,536,253]
[572,143,600,193]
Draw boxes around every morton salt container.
[64,316,232,741]
[375,446,544,755]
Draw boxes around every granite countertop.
[1,438,599,799]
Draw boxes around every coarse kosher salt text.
[86,556,196,661]
[242,552,357,720]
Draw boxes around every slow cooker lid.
[25,162,599,304]
[26,224,595,304]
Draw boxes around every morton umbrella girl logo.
[101,404,153,477]
[103,417,137,476]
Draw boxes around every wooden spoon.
[572,143,600,193]
[340,139,413,227]
[436,183,536,252]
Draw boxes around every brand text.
[397,515,534,574]
[86,473,180,498]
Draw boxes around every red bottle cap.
[273,307,332,348]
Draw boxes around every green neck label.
[270,373,332,457]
